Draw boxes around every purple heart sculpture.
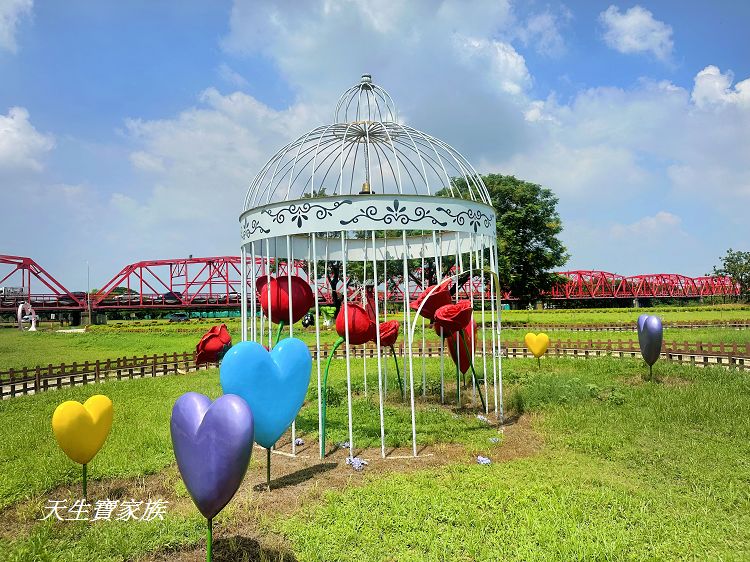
[170,392,254,520]
[637,314,663,367]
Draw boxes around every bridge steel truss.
[0,255,740,313]
[0,255,86,310]
[549,270,739,300]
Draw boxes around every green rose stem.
[274,320,285,347]
[389,345,405,400]
[206,517,212,562]
[321,336,345,456]
[538,357,541,369]
[82,463,87,501]
[459,331,486,412]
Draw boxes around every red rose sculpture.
[376,320,400,347]
[257,274,314,325]
[410,279,453,321]
[335,302,375,345]
[433,301,473,337]
[446,319,477,375]
[195,324,232,365]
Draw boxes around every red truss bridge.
[0,255,740,313]
[549,270,739,300]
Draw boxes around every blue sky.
[1,1,748,290]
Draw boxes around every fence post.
[95,360,101,383]
[9,368,16,397]
[83,361,90,385]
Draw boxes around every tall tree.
[454,174,568,305]
[712,248,750,301]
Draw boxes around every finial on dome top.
[334,74,397,123]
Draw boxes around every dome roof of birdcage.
[243,74,491,210]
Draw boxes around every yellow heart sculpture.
[524,332,550,358]
[52,395,113,465]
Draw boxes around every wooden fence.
[0,352,212,399]
[2,339,748,399]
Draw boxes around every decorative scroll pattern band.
[261,200,352,228]
[340,199,448,227]
[241,219,270,238]
[240,195,496,243]
[435,206,493,233]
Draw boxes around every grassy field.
[282,360,750,560]
[2,318,748,372]
[500,303,750,325]
[1,355,749,560]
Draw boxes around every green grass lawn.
[3,318,748,372]
[280,359,750,561]
[0,329,201,371]
[500,303,750,325]
[1,355,749,560]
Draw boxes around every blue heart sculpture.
[220,338,312,449]
[170,392,254,520]
[637,314,663,367]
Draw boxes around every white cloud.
[221,0,523,105]
[453,36,531,96]
[0,0,32,53]
[562,215,703,276]
[129,151,165,173]
[599,5,673,61]
[115,87,320,247]
[0,106,54,172]
[515,8,571,57]
[491,68,750,213]
[217,63,249,88]
[611,211,682,238]
[691,65,750,108]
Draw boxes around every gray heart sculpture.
[637,314,663,368]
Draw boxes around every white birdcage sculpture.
[239,74,503,459]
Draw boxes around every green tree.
[712,248,750,301]
[454,174,568,305]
